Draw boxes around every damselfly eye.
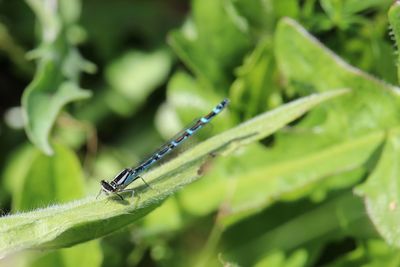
[101,180,115,192]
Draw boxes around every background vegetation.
[1,0,400,266]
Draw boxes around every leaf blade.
[0,90,347,256]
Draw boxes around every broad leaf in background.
[0,90,346,256]
[105,49,172,116]
[358,7,400,247]
[2,143,102,267]
[355,131,400,247]
[141,197,183,235]
[2,144,37,202]
[272,18,400,163]
[276,20,400,154]
[13,144,85,211]
[22,0,93,155]
[221,130,384,226]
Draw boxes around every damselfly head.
[100,180,116,194]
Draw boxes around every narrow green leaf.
[0,22,32,74]
[230,37,280,120]
[0,90,347,256]
[356,131,400,247]
[229,0,273,33]
[321,0,391,29]
[389,1,400,84]
[340,0,391,14]
[168,0,251,90]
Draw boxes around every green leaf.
[22,0,92,155]
[272,0,300,20]
[275,18,400,109]
[254,249,307,267]
[230,37,280,120]
[14,143,85,211]
[355,131,400,247]
[141,197,183,235]
[224,193,371,265]
[221,130,384,226]
[2,143,102,266]
[106,49,171,100]
[0,22,32,74]
[198,17,400,227]
[327,239,400,266]
[201,18,400,225]
[156,70,235,145]
[322,0,391,17]
[105,49,172,116]
[320,0,391,29]
[2,144,37,197]
[166,71,234,132]
[0,90,347,256]
[177,144,268,217]
[168,0,252,90]
[274,18,400,170]
[23,81,91,155]
[269,17,400,253]
[30,241,102,267]
[229,0,273,33]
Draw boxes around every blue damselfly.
[98,98,229,199]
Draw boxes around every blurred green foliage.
[1,0,400,266]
